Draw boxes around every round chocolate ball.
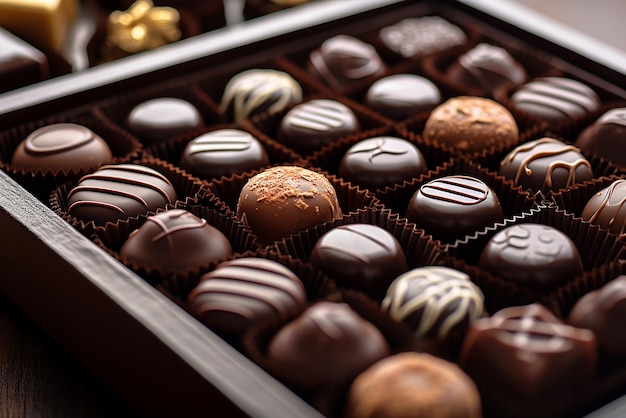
[180,129,269,179]
[120,209,232,274]
[236,166,342,245]
[581,179,626,236]
[423,96,518,153]
[406,175,504,242]
[499,137,593,193]
[478,223,583,289]
[11,123,113,174]
[365,74,441,120]
[338,136,428,191]
[575,107,626,169]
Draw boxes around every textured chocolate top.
[582,179,626,236]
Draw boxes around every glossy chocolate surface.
[499,137,593,193]
[277,99,360,154]
[67,164,178,225]
[575,107,626,169]
[581,179,626,236]
[406,175,504,242]
[382,266,484,339]
[478,223,583,289]
[120,209,232,274]
[0,27,49,94]
[11,123,113,174]
[309,223,407,300]
[338,136,428,191]
[266,301,389,391]
[344,352,482,418]
[236,166,342,245]
[423,96,518,153]
[188,257,306,335]
[180,129,269,179]
[308,35,386,90]
[365,74,441,120]
[511,77,600,124]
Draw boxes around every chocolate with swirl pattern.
[582,179,626,236]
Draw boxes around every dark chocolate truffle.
[67,164,178,225]
[120,209,232,274]
[0,27,49,93]
[581,179,626,236]
[309,224,407,300]
[378,16,467,59]
[478,223,583,289]
[277,99,360,154]
[365,74,441,120]
[511,77,600,124]
[179,129,269,179]
[423,96,518,153]
[338,136,428,191]
[568,275,626,356]
[344,353,482,418]
[446,43,527,96]
[188,257,306,335]
[11,123,113,174]
[308,35,386,90]
[125,97,203,144]
[381,266,484,339]
[406,175,504,242]
[219,69,302,124]
[459,304,597,403]
[267,301,390,391]
[575,107,626,169]
[236,166,342,245]
[499,137,593,193]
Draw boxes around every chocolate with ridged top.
[575,107,626,169]
[188,257,306,335]
[365,74,441,120]
[180,129,269,179]
[511,77,600,124]
[277,99,360,154]
[581,179,626,236]
[67,164,177,225]
[120,209,232,274]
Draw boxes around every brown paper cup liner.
[551,173,626,216]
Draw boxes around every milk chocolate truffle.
[511,77,601,124]
[188,258,306,335]
[308,35,386,90]
[126,97,203,144]
[338,136,428,191]
[379,16,467,59]
[423,96,518,153]
[120,209,232,273]
[581,179,626,236]
[459,304,597,403]
[382,266,484,339]
[236,166,342,245]
[478,223,583,289]
[180,129,269,179]
[344,353,482,418]
[309,224,407,300]
[499,137,593,193]
[267,302,390,391]
[446,43,527,96]
[365,74,441,120]
[11,123,113,174]
[219,69,302,124]
[568,276,626,356]
[575,107,626,169]
[406,175,504,242]
[277,99,360,154]
[67,164,178,225]
[0,27,49,93]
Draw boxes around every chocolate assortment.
[2,1,626,417]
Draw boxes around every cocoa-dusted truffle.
[11,123,113,174]
[478,223,583,289]
[120,209,232,274]
[267,301,389,391]
[575,107,626,169]
[236,166,342,245]
[423,96,518,153]
[499,137,593,193]
[381,266,484,339]
[344,352,482,418]
[188,257,306,335]
[581,179,626,236]
[365,74,441,120]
